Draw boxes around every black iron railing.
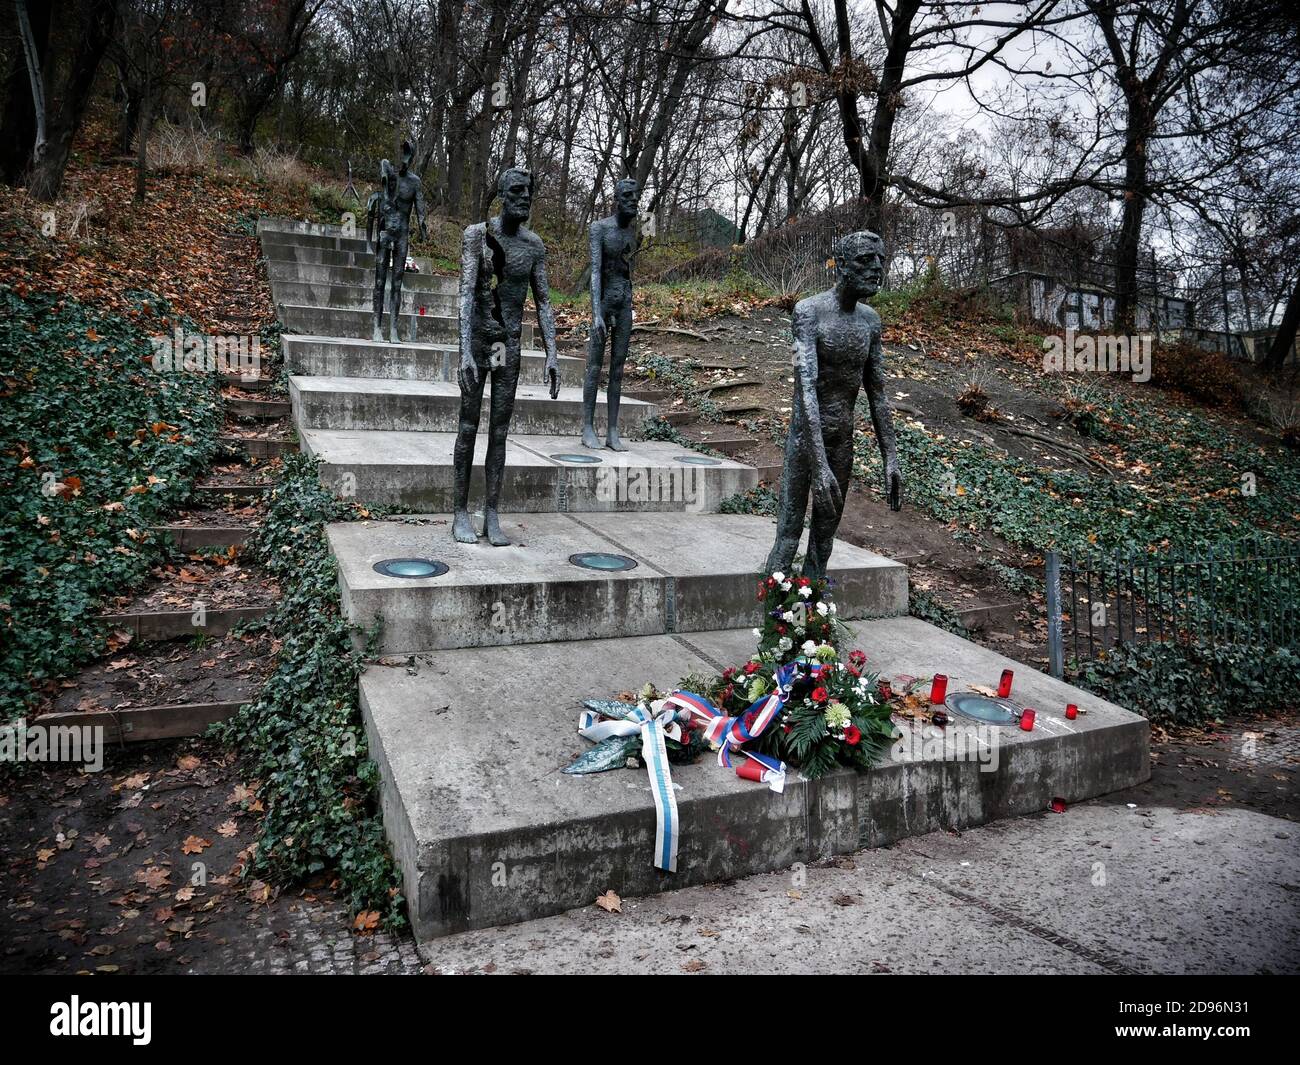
[1045,539,1300,677]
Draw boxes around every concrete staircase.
[260,217,1150,943]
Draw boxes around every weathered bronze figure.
[765,231,903,579]
[366,140,427,343]
[582,178,640,451]
[453,167,559,546]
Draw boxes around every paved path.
[418,796,1299,975]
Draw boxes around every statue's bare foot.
[483,509,511,547]
[581,425,601,449]
[388,323,401,344]
[452,510,478,544]
[371,322,384,343]
[605,428,627,452]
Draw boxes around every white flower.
[779,610,792,623]
[816,601,828,616]
[801,640,817,655]
[798,586,812,598]
[829,602,838,614]
[752,628,761,637]
[781,581,792,592]
[778,636,793,651]
[771,571,785,583]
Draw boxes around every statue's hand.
[886,462,903,512]
[546,362,560,399]
[591,316,606,343]
[419,224,428,242]
[459,357,479,394]
[813,466,843,516]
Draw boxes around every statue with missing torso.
[366,140,427,343]
[453,167,559,547]
[582,178,640,451]
[765,230,903,580]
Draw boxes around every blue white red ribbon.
[577,702,682,872]
[662,661,801,794]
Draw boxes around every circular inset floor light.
[551,452,603,464]
[373,558,449,579]
[569,551,638,572]
[945,692,1020,726]
[677,454,721,465]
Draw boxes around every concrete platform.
[261,230,372,253]
[357,617,1149,940]
[328,512,906,652]
[278,303,534,345]
[283,334,583,386]
[301,429,759,510]
[290,376,654,434]
[270,279,457,313]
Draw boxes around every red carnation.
[845,725,862,746]
[720,684,735,704]
[777,624,786,634]
[849,650,867,666]
[744,661,760,675]
[811,686,829,704]
[757,582,767,600]
[722,667,736,681]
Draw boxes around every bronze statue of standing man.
[367,139,427,343]
[765,231,903,580]
[453,167,559,546]
[582,178,640,451]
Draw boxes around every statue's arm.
[588,220,604,314]
[863,320,902,507]
[531,246,559,368]
[414,179,428,240]
[458,226,481,376]
[365,192,378,246]
[793,303,831,473]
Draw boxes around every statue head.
[497,167,534,223]
[398,139,413,175]
[614,178,640,222]
[380,158,397,200]
[831,230,885,299]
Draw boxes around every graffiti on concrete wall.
[999,271,1195,331]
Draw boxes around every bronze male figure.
[367,140,427,343]
[582,178,640,451]
[765,231,903,580]
[453,167,559,546]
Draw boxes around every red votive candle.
[998,669,1014,698]
[419,306,427,316]
[1019,707,1036,731]
[878,680,892,701]
[929,674,948,705]
[1065,703,1078,720]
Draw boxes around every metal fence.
[1045,539,1300,678]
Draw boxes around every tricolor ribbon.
[576,702,682,872]
[662,661,801,794]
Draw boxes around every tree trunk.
[1113,129,1148,332]
[1262,273,1300,373]
[1,0,50,184]
[28,0,119,202]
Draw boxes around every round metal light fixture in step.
[944,692,1021,726]
[551,453,603,464]
[373,558,449,579]
[569,551,638,572]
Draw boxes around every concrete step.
[257,218,355,239]
[327,512,906,654]
[261,230,372,253]
[283,334,583,386]
[278,304,534,346]
[301,430,759,511]
[356,616,1148,940]
[266,260,455,290]
[290,376,654,435]
[262,244,438,271]
[270,280,457,312]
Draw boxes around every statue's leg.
[451,347,488,544]
[482,346,522,547]
[372,238,389,342]
[581,313,604,449]
[764,428,810,576]
[806,434,854,579]
[388,230,407,343]
[604,299,632,451]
